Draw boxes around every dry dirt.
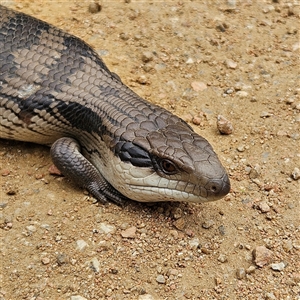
[0,0,299,299]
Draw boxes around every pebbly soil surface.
[0,1,299,299]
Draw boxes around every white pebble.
[121,226,137,238]
[156,274,166,284]
[76,239,88,251]
[186,57,194,64]
[270,262,286,271]
[291,167,300,180]
[224,59,237,69]
[98,223,116,234]
[136,75,148,85]
[265,292,276,300]
[191,81,207,92]
[70,296,88,300]
[90,257,100,273]
[141,51,154,63]
[189,238,200,250]
[236,91,248,98]
[26,225,36,234]
[258,201,270,213]
[217,254,228,263]
[292,42,300,51]
[138,295,155,300]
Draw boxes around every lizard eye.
[160,159,178,175]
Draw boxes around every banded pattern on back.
[0,5,230,203]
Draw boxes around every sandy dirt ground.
[0,0,299,299]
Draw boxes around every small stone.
[237,145,245,152]
[227,0,236,7]
[121,226,136,238]
[41,257,50,265]
[253,246,273,267]
[90,257,100,273]
[98,240,111,251]
[292,42,300,52]
[225,88,234,94]
[287,6,295,16]
[186,57,194,64]
[136,75,148,85]
[142,63,153,72]
[218,225,226,235]
[202,219,215,229]
[120,32,129,41]
[76,239,88,251]
[56,235,62,243]
[0,202,8,209]
[277,130,288,137]
[154,63,166,71]
[192,116,202,126]
[88,2,101,14]
[260,111,273,118]
[156,274,165,284]
[217,254,227,263]
[292,272,300,283]
[110,268,118,274]
[224,59,237,69]
[57,253,68,265]
[217,115,233,135]
[287,26,297,35]
[35,173,44,180]
[236,91,248,98]
[249,168,260,179]
[6,222,13,228]
[185,228,194,237]
[291,167,300,180]
[98,223,116,234]
[138,294,155,300]
[258,201,270,213]
[40,224,50,230]
[26,225,36,234]
[191,81,207,92]
[216,22,227,32]
[265,292,276,300]
[1,169,10,176]
[201,247,211,255]
[282,240,293,252]
[141,51,154,63]
[71,296,88,300]
[262,5,275,13]
[236,268,246,279]
[48,165,63,176]
[173,218,185,230]
[286,97,295,104]
[246,265,256,274]
[214,276,222,286]
[56,236,63,244]
[293,243,300,250]
[270,262,286,271]
[171,207,183,220]
[189,238,200,250]
[167,268,178,276]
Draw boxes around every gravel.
[1,1,299,299]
